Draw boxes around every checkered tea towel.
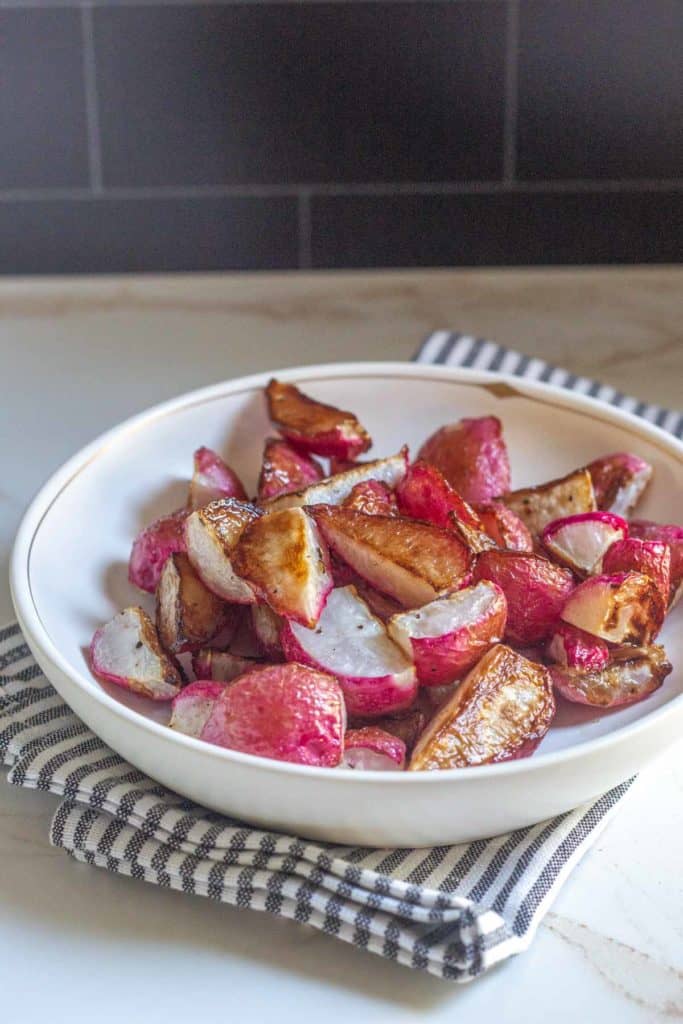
[2,334,679,982]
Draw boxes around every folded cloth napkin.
[2,334,679,983]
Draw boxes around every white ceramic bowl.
[11,362,683,847]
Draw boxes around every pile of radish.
[90,379,681,772]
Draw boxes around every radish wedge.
[474,501,533,553]
[602,538,671,605]
[546,622,610,672]
[232,507,332,627]
[550,644,671,708]
[200,662,346,766]
[250,603,285,658]
[630,520,683,607]
[188,447,247,509]
[266,378,371,460]
[129,509,188,594]
[418,416,511,503]
[156,552,228,653]
[561,571,665,645]
[448,510,497,555]
[313,507,472,608]
[387,580,507,687]
[368,708,428,754]
[90,607,183,701]
[541,511,628,576]
[342,480,398,516]
[281,585,417,718]
[341,727,406,770]
[265,449,408,512]
[185,498,262,604]
[169,680,228,737]
[473,549,574,645]
[257,438,324,502]
[409,644,555,770]
[396,460,482,530]
[505,467,596,538]
[587,452,652,516]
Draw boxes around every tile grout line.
[502,0,519,183]
[80,3,103,194]
[297,191,313,269]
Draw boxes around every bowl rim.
[11,360,683,785]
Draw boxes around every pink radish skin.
[550,644,671,708]
[342,480,398,516]
[546,622,610,672]
[200,662,346,766]
[387,580,507,687]
[281,585,417,718]
[474,502,533,553]
[560,571,665,645]
[188,447,247,509]
[342,727,406,770]
[396,460,482,530]
[265,379,371,460]
[128,509,188,593]
[418,417,511,503]
[90,607,183,701]
[169,680,227,737]
[602,538,671,605]
[630,520,683,607]
[257,438,324,502]
[588,453,652,516]
[541,511,628,576]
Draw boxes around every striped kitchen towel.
[3,333,678,983]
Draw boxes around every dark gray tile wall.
[0,0,680,273]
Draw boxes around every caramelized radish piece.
[129,509,188,594]
[541,511,628,576]
[550,644,671,708]
[561,572,665,645]
[281,585,417,718]
[257,438,324,502]
[90,607,183,701]
[630,520,683,607]
[341,727,406,770]
[188,447,247,509]
[185,498,262,603]
[250,603,284,658]
[314,507,471,608]
[265,449,408,512]
[473,549,574,645]
[192,647,263,682]
[266,378,371,459]
[156,552,228,653]
[474,501,533,553]
[169,680,227,737]
[200,662,346,766]
[352,579,403,622]
[369,708,428,754]
[505,467,596,538]
[396,460,481,530]
[587,452,652,516]
[232,507,332,627]
[387,580,507,687]
[546,622,609,672]
[409,644,555,770]
[418,416,510,503]
[329,456,363,474]
[448,510,498,555]
[602,538,671,604]
[342,480,398,516]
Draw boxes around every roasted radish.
[409,644,555,770]
[90,607,183,701]
[232,507,332,627]
[266,378,371,460]
[541,511,628,576]
[192,648,263,682]
[550,644,671,708]
[561,571,665,645]
[265,449,408,512]
[156,552,228,653]
[257,438,324,502]
[281,585,417,718]
[342,480,398,516]
[448,510,497,555]
[602,537,671,604]
[546,622,610,672]
[200,662,346,766]
[169,680,227,737]
[473,549,574,645]
[185,498,262,603]
[341,727,406,770]
[505,467,596,538]
[587,452,652,516]
[418,416,510,503]
[188,447,247,509]
[396,460,481,530]
[313,507,471,608]
[129,509,188,594]
[630,520,683,607]
[387,580,507,687]
[250,602,285,658]
[474,501,533,552]
[368,708,428,754]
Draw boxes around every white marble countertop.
[1,268,682,1022]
